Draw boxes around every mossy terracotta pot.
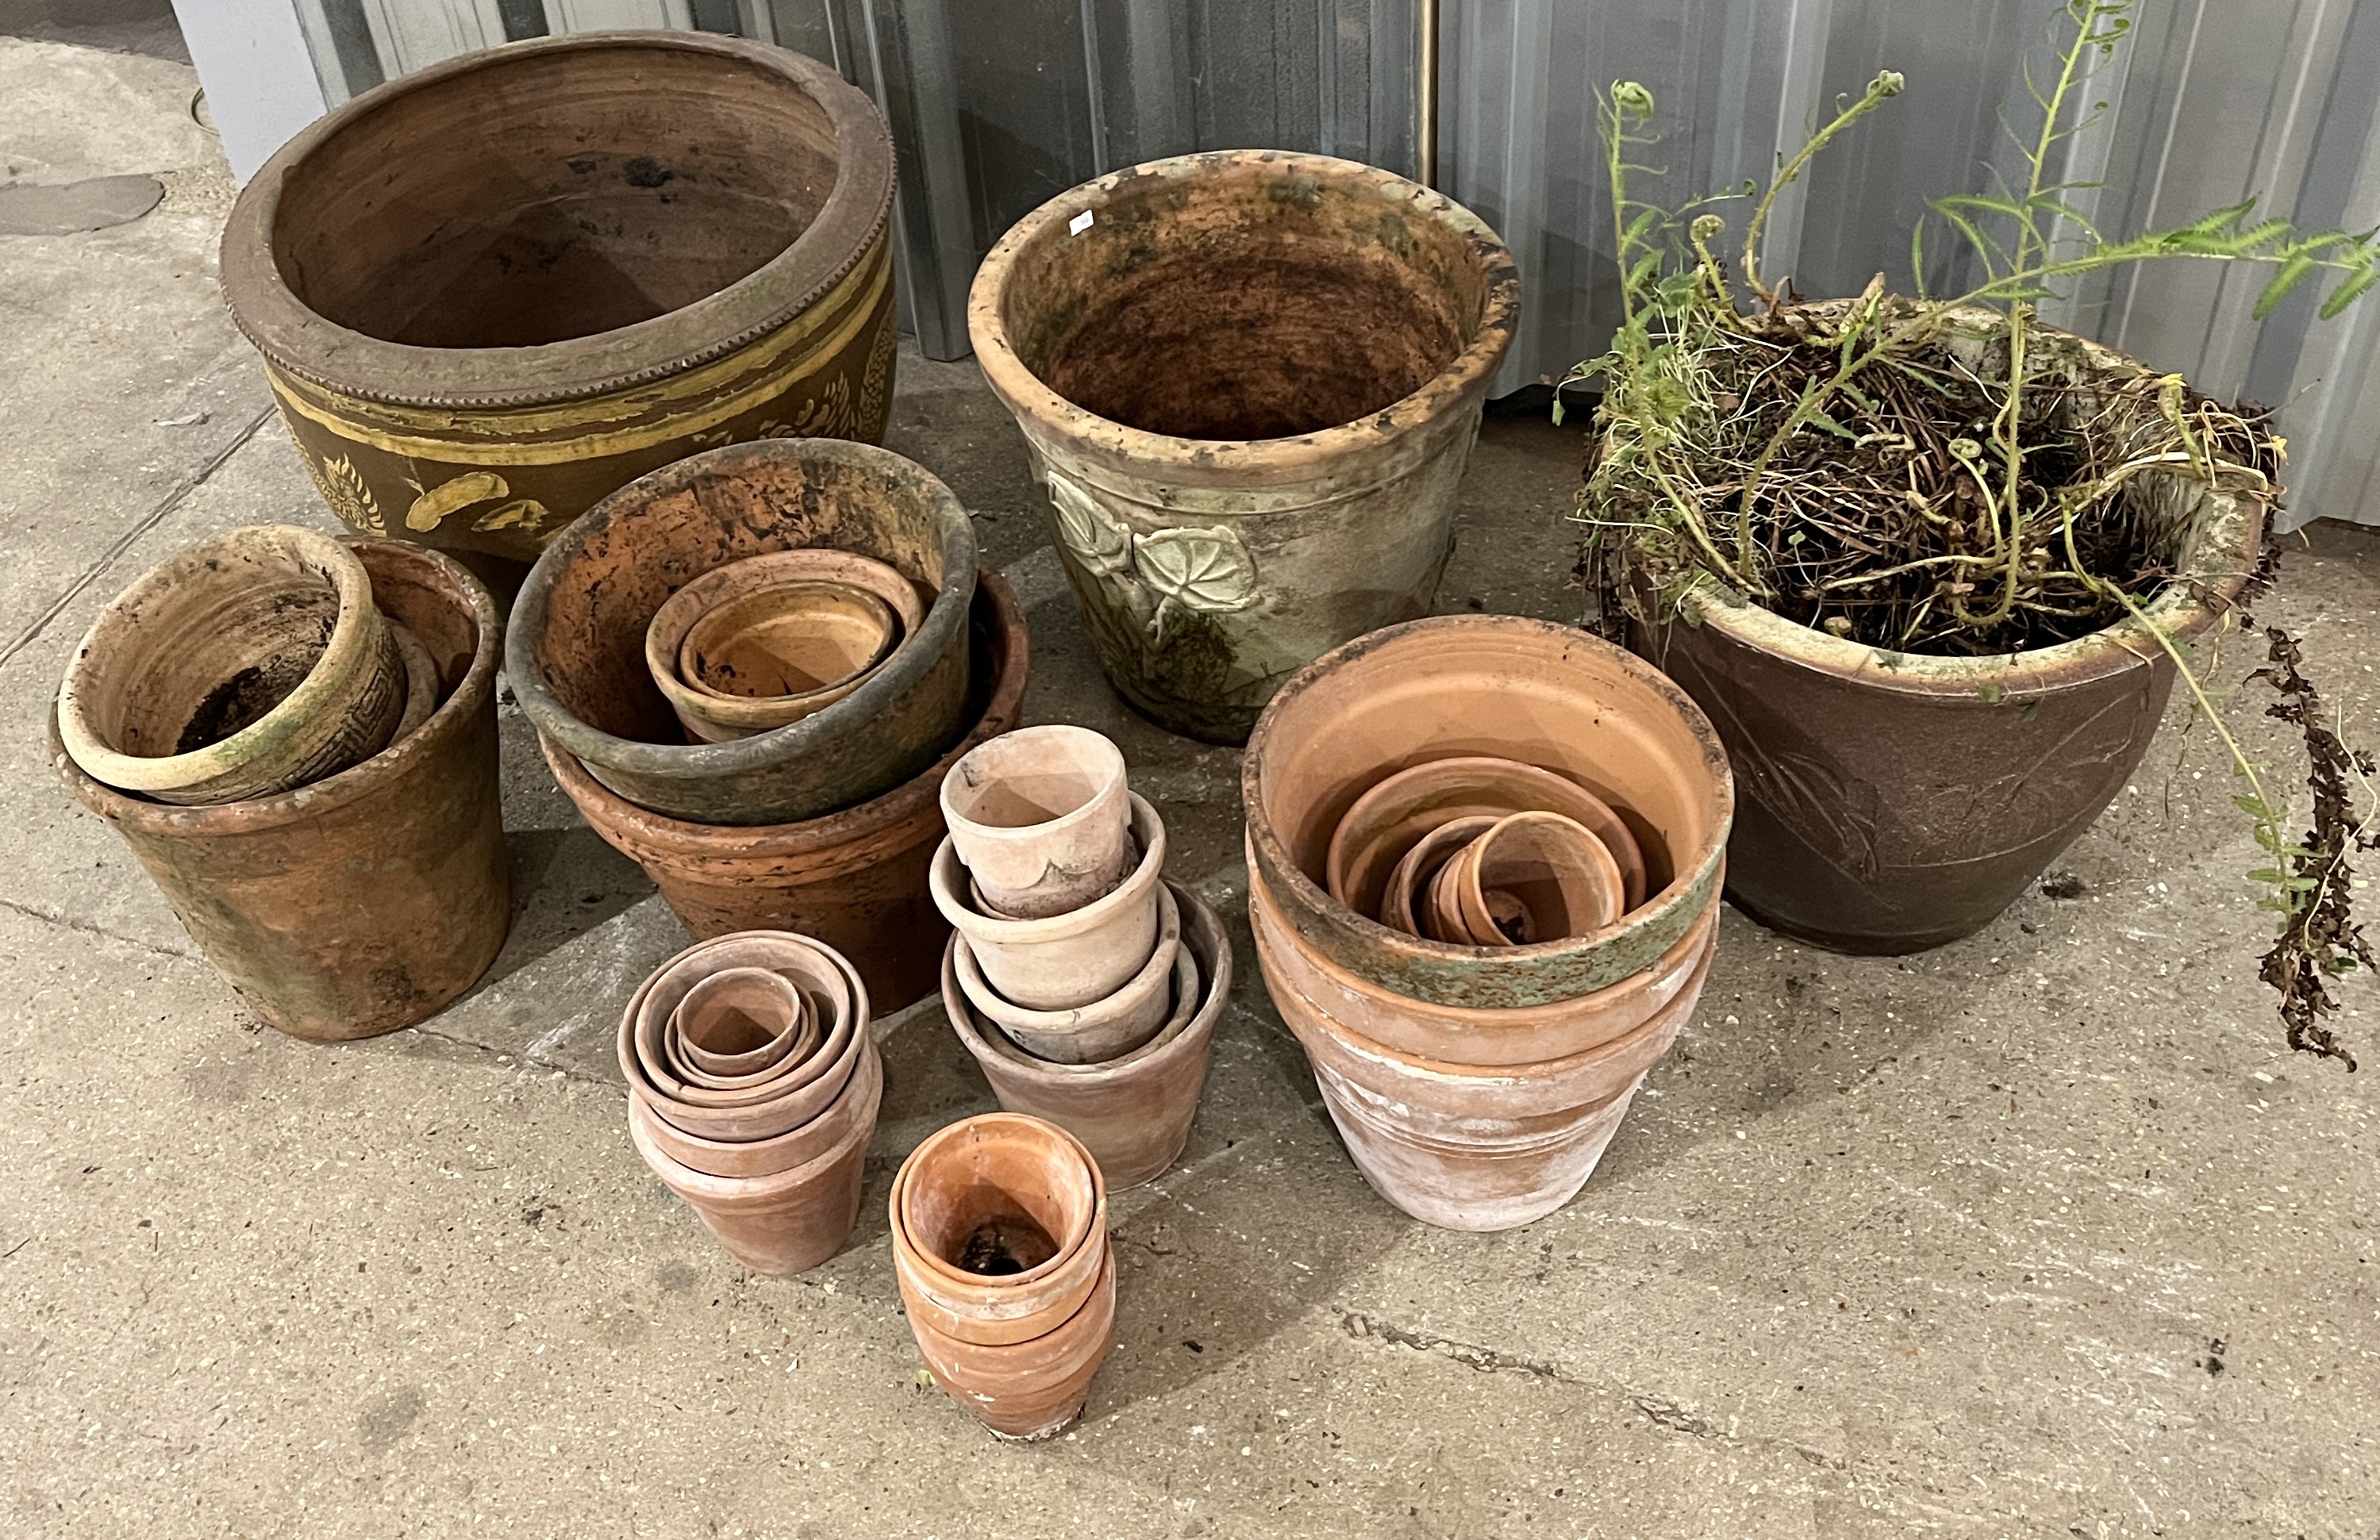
[969,151,1520,743]
[512,438,978,826]
[51,541,508,1041]
[1626,337,2263,950]
[221,33,898,578]
[57,524,406,806]
[943,879,1231,1188]
[1242,616,1734,1009]
[546,571,1029,1013]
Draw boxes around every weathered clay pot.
[1252,865,1714,1231]
[1381,816,1497,938]
[952,883,1182,1063]
[51,541,507,1040]
[387,621,441,743]
[939,725,1132,919]
[621,932,865,1143]
[660,581,898,744]
[890,1113,1115,1438]
[58,524,406,805]
[632,1040,882,1182]
[1445,812,1624,947]
[969,151,1521,743]
[1628,432,2263,952]
[1251,854,1717,1066]
[545,571,1028,1013]
[929,795,1167,1011]
[648,550,925,716]
[627,1064,878,1277]
[221,33,898,578]
[512,438,978,825]
[944,879,1230,1187]
[1328,756,1648,917]
[667,967,811,1085]
[1243,616,1734,1008]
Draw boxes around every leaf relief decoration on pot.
[1046,472,1135,578]
[308,453,384,536]
[1132,524,1260,639]
[403,470,509,532]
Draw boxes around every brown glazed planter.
[943,879,1231,1188]
[545,570,1028,1014]
[512,439,977,826]
[1242,616,1734,1008]
[969,151,1521,743]
[221,33,898,579]
[50,541,508,1041]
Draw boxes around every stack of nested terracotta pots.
[930,728,1227,1187]
[891,1113,1115,1440]
[51,524,509,1040]
[513,439,1031,1012]
[1243,616,1736,1231]
[621,931,881,1275]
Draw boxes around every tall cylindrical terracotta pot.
[1622,324,2264,953]
[545,571,1029,1013]
[220,33,898,580]
[969,151,1521,743]
[50,541,509,1041]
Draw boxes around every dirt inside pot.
[271,47,837,348]
[174,651,319,752]
[956,1215,1060,1277]
[1033,243,1461,440]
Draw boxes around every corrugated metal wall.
[290,0,2380,525]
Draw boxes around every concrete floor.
[6,34,2379,1540]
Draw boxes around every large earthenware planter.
[944,880,1232,1188]
[1243,616,1734,1008]
[545,572,1028,1013]
[221,33,898,581]
[512,439,977,825]
[969,151,1520,743]
[57,524,406,806]
[51,542,509,1041]
[1623,328,2264,953]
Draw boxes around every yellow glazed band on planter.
[219,33,900,566]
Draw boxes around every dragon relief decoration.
[1045,471,1259,639]
[307,452,384,536]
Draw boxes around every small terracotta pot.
[647,549,925,710]
[387,620,442,743]
[889,1114,1108,1342]
[929,794,1166,1011]
[620,932,866,1143]
[1251,857,1718,1066]
[51,540,506,1040]
[659,581,899,743]
[632,1039,882,1181]
[1326,755,1649,922]
[1381,815,1496,937]
[1243,616,1733,1008]
[510,439,977,825]
[953,883,1182,1064]
[667,966,811,1084]
[58,524,406,805]
[908,1242,1117,1440]
[944,879,1230,1188]
[627,1055,879,1276]
[1450,812,1624,947]
[547,570,1029,1012]
[939,725,1132,919]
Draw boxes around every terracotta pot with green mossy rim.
[221,33,898,583]
[1621,321,2265,954]
[51,541,509,1042]
[968,151,1520,743]
[544,570,1029,1014]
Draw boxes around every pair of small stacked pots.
[931,728,1225,1186]
[890,1114,1114,1439]
[621,931,882,1275]
[52,528,509,1040]
[514,439,1031,1012]
[1242,616,1736,1231]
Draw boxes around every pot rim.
[953,884,1182,1034]
[930,793,1167,943]
[625,1058,879,1203]
[508,439,979,789]
[220,32,898,412]
[541,568,1028,874]
[1240,614,1735,981]
[966,150,1521,483]
[51,539,499,833]
[1632,303,2267,697]
[891,1113,1109,1293]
